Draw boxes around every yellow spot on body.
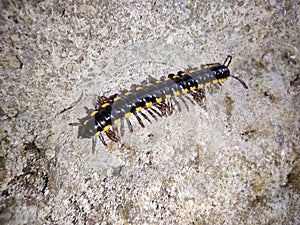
[204,65,209,69]
[125,92,132,96]
[83,120,89,125]
[94,131,101,137]
[198,84,204,89]
[197,68,201,71]
[125,112,132,118]
[90,111,98,116]
[146,102,153,108]
[181,72,186,76]
[136,106,142,113]
[213,79,218,84]
[174,91,180,97]
[219,78,228,83]
[182,88,188,94]
[156,80,162,84]
[101,103,110,108]
[164,78,171,81]
[114,118,121,125]
[189,70,195,73]
[156,97,163,103]
[173,75,179,78]
[114,96,121,102]
[206,82,211,87]
[166,94,171,99]
[190,86,196,91]
[103,125,111,132]
[136,87,143,91]
[146,83,153,87]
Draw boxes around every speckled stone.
[0,1,299,224]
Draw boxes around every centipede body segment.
[70,55,247,146]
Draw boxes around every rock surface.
[0,1,299,224]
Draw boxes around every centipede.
[70,55,248,147]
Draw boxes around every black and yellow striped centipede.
[71,55,248,146]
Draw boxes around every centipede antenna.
[58,92,83,115]
[223,55,232,67]
[231,75,249,89]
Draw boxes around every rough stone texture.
[0,0,299,224]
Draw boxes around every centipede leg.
[95,94,119,111]
[98,132,107,146]
[191,92,200,103]
[191,89,206,104]
[145,108,158,121]
[213,83,221,90]
[178,96,189,111]
[97,96,110,104]
[166,98,174,116]
[84,106,95,115]
[95,96,111,110]
[112,125,120,141]
[149,106,163,117]
[147,75,158,83]
[172,96,182,112]
[156,102,168,116]
[133,111,145,128]
[109,93,119,101]
[140,111,152,124]
[92,137,97,152]
[120,118,125,137]
[184,93,196,105]
[130,84,139,91]
[126,118,134,133]
[105,129,120,142]
[206,85,216,94]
